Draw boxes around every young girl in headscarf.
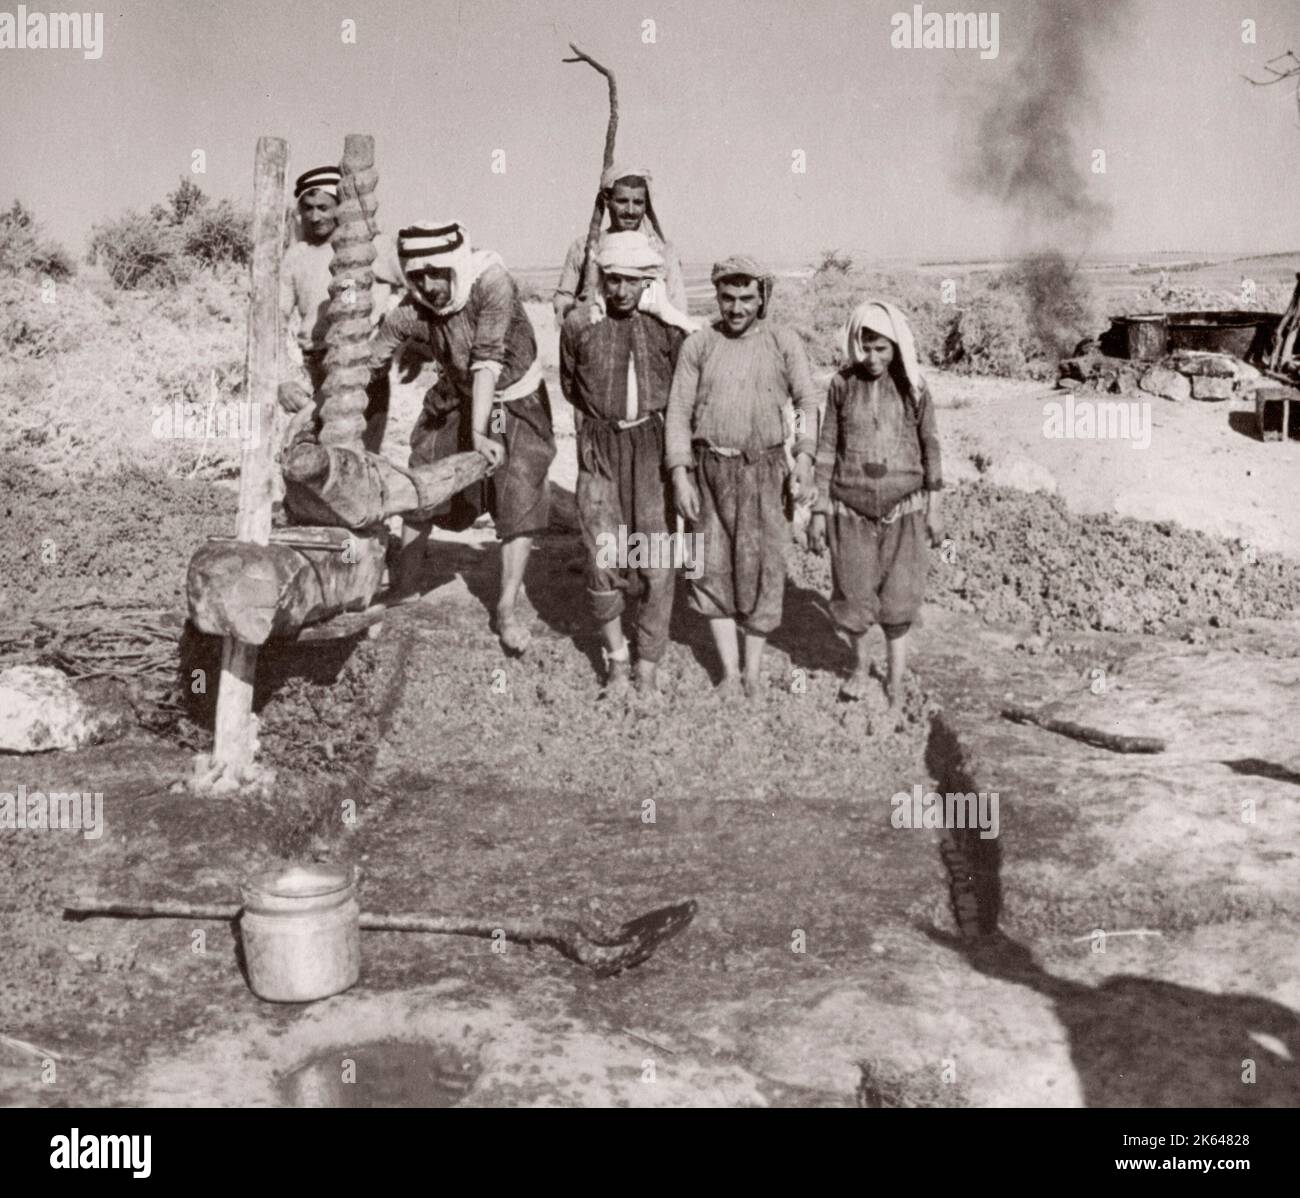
[808,300,944,708]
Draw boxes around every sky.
[2,0,1299,268]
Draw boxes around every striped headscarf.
[398,220,503,316]
[294,166,341,200]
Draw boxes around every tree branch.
[563,42,619,304]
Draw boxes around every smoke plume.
[959,1,1130,354]
[961,0,1129,246]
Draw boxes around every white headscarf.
[598,161,666,243]
[841,299,923,393]
[596,230,663,278]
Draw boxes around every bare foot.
[634,659,660,695]
[496,606,532,656]
[742,674,763,701]
[601,657,631,699]
[884,677,901,711]
[715,673,741,699]
[839,668,873,702]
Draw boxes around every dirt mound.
[0,453,236,617]
[788,481,1300,635]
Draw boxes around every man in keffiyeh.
[559,230,691,697]
[368,219,557,655]
[809,299,945,708]
[552,161,688,321]
[277,164,399,453]
[664,255,821,699]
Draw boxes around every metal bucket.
[240,864,360,1003]
[1117,313,1168,361]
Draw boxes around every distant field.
[514,250,1300,318]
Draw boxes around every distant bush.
[776,249,1101,380]
[89,179,251,290]
[88,210,189,289]
[182,200,252,268]
[0,201,76,281]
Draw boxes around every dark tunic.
[560,307,686,661]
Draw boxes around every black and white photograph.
[0,0,1297,1160]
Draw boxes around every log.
[187,529,387,644]
[212,136,286,774]
[284,442,489,528]
[1001,705,1166,754]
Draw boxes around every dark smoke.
[961,0,1130,243]
[958,1,1130,356]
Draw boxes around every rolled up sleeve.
[469,266,515,377]
[368,302,421,373]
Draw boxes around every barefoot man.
[368,220,556,654]
[559,231,694,696]
[665,256,819,698]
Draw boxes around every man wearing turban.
[559,230,692,696]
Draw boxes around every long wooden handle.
[65,900,578,942]
[66,898,241,921]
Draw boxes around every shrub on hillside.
[0,201,76,281]
[89,180,253,290]
[182,200,252,268]
[88,211,189,289]
[777,250,1101,380]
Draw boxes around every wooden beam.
[210,135,286,776]
[283,442,489,528]
[187,531,387,643]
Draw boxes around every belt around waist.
[696,441,785,462]
[585,411,658,431]
[833,489,928,524]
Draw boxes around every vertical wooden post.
[318,133,378,450]
[211,136,287,776]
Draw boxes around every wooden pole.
[211,136,287,778]
[562,44,618,306]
